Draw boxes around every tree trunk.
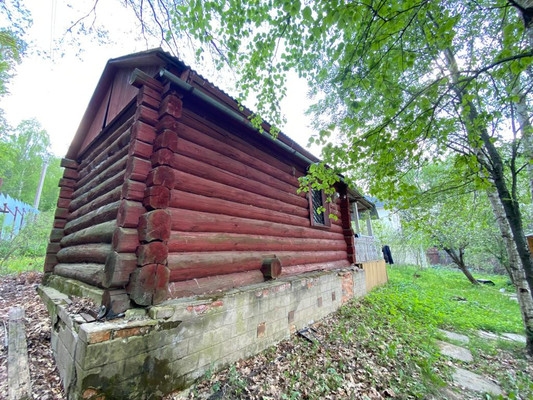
[443,247,479,285]
[486,188,533,354]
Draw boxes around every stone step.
[452,367,502,396]
[437,340,473,363]
[438,329,469,344]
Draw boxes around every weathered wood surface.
[138,210,171,243]
[61,220,116,247]
[281,260,351,276]
[180,111,306,180]
[112,227,138,253]
[64,200,121,235]
[168,270,265,298]
[127,264,169,306]
[167,231,346,253]
[167,250,348,281]
[170,174,308,218]
[103,252,137,288]
[57,243,113,264]
[136,242,168,266]
[54,263,105,287]
[169,190,309,227]
[69,171,126,213]
[169,209,342,239]
[116,200,146,228]
[7,307,31,400]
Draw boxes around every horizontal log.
[103,252,137,288]
[63,167,79,180]
[61,158,79,169]
[159,93,182,119]
[121,179,146,201]
[138,209,171,243]
[59,178,76,189]
[61,220,116,247]
[55,208,68,219]
[131,120,157,145]
[72,153,128,199]
[117,200,145,228]
[57,243,113,264]
[176,137,298,195]
[166,154,307,208]
[77,126,131,187]
[54,263,105,288]
[169,209,342,240]
[129,68,164,92]
[57,197,70,209]
[127,264,169,306]
[112,227,139,253]
[167,231,347,253]
[154,129,179,153]
[168,270,264,298]
[125,156,152,182]
[143,186,170,210]
[167,250,348,281]
[136,242,168,266]
[69,171,125,213]
[172,171,309,219]
[78,116,134,172]
[64,200,121,236]
[178,115,304,185]
[172,190,310,228]
[53,219,66,229]
[281,260,351,276]
[135,104,159,126]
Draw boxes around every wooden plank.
[167,250,348,281]
[8,307,31,400]
[169,209,342,239]
[61,220,116,247]
[54,263,105,287]
[171,172,309,219]
[57,243,113,264]
[168,270,264,298]
[103,252,137,288]
[167,231,346,253]
[129,68,164,91]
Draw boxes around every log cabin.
[40,48,387,398]
[43,48,385,312]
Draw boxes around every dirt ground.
[0,272,65,400]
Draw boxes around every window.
[309,188,330,227]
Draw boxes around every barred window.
[309,188,330,227]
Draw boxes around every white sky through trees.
[1,0,317,157]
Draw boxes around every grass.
[0,255,44,275]
[183,265,532,399]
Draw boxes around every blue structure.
[0,193,38,239]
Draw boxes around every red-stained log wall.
[44,65,355,308]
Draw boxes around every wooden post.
[7,307,31,400]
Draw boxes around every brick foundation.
[39,267,368,399]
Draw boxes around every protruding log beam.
[54,263,105,288]
[44,253,58,273]
[144,186,170,210]
[168,270,264,298]
[103,252,137,288]
[138,210,171,243]
[112,227,139,253]
[127,264,169,306]
[117,200,145,228]
[147,166,175,188]
[135,104,159,126]
[102,289,130,315]
[49,228,64,243]
[128,138,153,159]
[154,129,179,152]
[129,68,164,92]
[261,256,282,279]
[121,179,146,202]
[61,158,79,169]
[136,242,168,266]
[159,93,183,119]
[56,243,113,264]
[131,120,157,145]
[61,220,116,247]
[125,156,152,182]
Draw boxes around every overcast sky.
[1,0,318,157]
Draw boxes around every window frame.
[309,188,331,228]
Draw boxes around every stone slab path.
[437,329,526,398]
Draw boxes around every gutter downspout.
[159,68,315,166]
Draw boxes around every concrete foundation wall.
[39,268,369,399]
